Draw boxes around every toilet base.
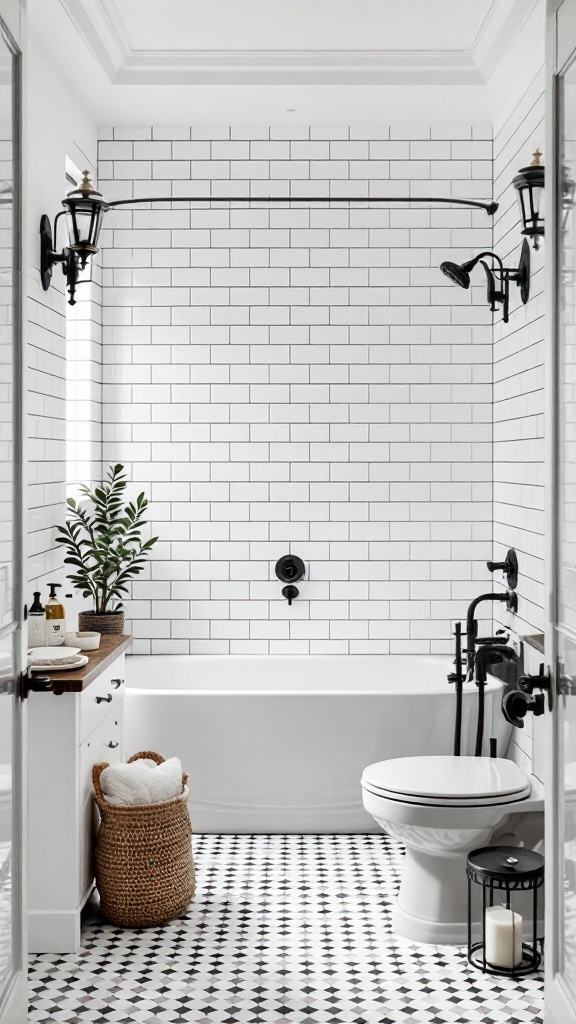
[392,901,469,946]
[393,845,474,945]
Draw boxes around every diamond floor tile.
[28,834,543,1023]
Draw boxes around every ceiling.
[29,0,544,125]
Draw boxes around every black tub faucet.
[465,591,517,680]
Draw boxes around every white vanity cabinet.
[27,636,132,953]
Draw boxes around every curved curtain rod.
[105,195,498,216]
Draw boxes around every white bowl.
[64,631,101,651]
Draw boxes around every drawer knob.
[111,678,123,689]
[96,694,113,704]
[108,741,119,749]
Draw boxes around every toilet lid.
[362,756,531,807]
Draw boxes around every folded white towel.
[29,654,79,667]
[100,757,183,806]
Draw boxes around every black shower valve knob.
[275,554,305,584]
[518,664,551,693]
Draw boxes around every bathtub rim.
[125,653,504,697]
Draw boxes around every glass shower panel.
[0,19,18,1008]
[558,53,576,1002]
[0,27,12,631]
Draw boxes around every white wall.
[99,125,495,655]
[25,37,100,608]
[491,59,545,781]
[492,70,545,640]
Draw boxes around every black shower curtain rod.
[106,195,498,215]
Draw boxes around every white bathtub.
[124,655,511,833]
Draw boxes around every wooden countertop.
[38,635,133,693]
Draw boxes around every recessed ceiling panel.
[116,0,494,53]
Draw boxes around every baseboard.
[0,970,27,1024]
[28,908,81,954]
[544,975,576,1024]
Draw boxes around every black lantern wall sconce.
[439,241,530,324]
[40,170,108,305]
[513,149,544,251]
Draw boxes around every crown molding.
[56,0,530,87]
[59,0,128,80]
[117,49,480,86]
[471,0,542,81]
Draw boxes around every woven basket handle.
[128,750,165,766]
[92,762,110,812]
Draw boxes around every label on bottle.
[46,618,66,646]
[28,614,46,648]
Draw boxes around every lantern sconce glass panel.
[513,149,545,251]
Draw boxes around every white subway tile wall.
[492,70,545,640]
[98,126,496,655]
[66,275,103,498]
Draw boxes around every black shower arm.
[468,251,505,276]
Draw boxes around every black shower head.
[440,260,471,289]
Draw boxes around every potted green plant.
[56,463,158,635]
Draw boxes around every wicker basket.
[79,610,125,635]
[92,751,195,927]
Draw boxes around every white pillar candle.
[485,905,523,968]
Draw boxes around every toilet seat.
[361,755,531,808]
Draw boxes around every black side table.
[467,845,544,976]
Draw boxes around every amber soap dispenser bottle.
[45,583,66,646]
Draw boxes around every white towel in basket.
[99,756,183,805]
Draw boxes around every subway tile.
[86,121,528,653]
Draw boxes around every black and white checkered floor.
[28,834,543,1023]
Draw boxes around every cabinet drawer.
[79,705,123,900]
[80,655,125,743]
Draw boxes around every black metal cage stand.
[467,845,544,977]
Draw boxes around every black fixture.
[40,171,109,305]
[282,585,299,606]
[20,673,64,699]
[439,241,530,324]
[447,621,465,756]
[513,149,544,251]
[275,554,305,584]
[41,177,498,304]
[502,688,545,728]
[276,554,305,606]
[502,663,551,728]
[487,548,518,590]
[465,592,517,681]
[475,644,517,756]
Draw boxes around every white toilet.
[362,755,544,945]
